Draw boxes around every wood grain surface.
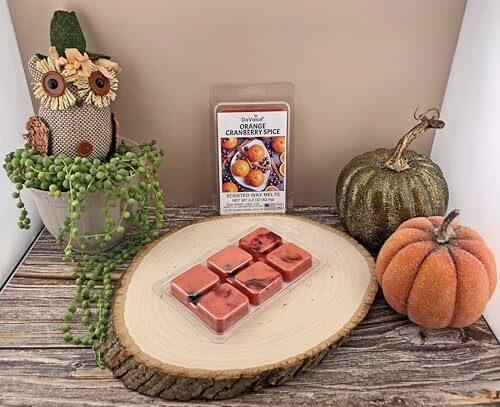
[103,215,378,400]
[0,206,499,406]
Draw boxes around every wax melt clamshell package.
[210,83,294,215]
[153,223,324,342]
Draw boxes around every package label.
[217,110,287,215]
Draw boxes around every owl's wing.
[23,116,50,156]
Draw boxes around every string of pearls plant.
[3,140,165,367]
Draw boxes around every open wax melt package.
[153,225,324,341]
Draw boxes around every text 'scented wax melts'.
[196,283,250,333]
[266,242,313,282]
[233,261,282,305]
[239,227,282,259]
[170,264,220,306]
[207,245,252,278]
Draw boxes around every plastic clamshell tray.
[153,225,325,342]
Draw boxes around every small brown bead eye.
[41,71,66,97]
[89,71,110,96]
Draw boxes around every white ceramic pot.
[30,188,130,252]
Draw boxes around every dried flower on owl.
[32,47,76,111]
[59,48,94,77]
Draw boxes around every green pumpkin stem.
[384,108,445,172]
[434,209,460,244]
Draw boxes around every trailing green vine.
[3,140,165,367]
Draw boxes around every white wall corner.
[0,0,43,288]
[431,0,500,340]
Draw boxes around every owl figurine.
[24,10,120,161]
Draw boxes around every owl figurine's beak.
[75,98,84,108]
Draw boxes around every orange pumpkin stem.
[384,108,445,172]
[434,209,460,244]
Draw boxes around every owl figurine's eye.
[72,68,118,108]
[33,56,76,110]
[41,72,66,97]
[89,71,110,96]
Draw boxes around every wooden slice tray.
[102,215,377,401]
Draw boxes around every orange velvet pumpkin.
[376,210,497,328]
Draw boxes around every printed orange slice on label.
[280,152,285,163]
[265,185,279,192]
[246,169,265,187]
[247,145,266,162]
[279,164,285,176]
[221,138,237,149]
[232,160,250,177]
[222,182,238,193]
[272,136,285,153]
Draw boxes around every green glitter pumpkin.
[336,109,449,250]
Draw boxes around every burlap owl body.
[24,11,120,161]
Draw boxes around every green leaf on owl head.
[50,10,86,56]
[87,51,110,61]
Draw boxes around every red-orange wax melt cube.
[266,242,312,282]
[170,264,219,306]
[233,261,282,305]
[207,245,252,278]
[239,227,282,259]
[196,283,250,333]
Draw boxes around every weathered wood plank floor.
[0,206,499,406]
